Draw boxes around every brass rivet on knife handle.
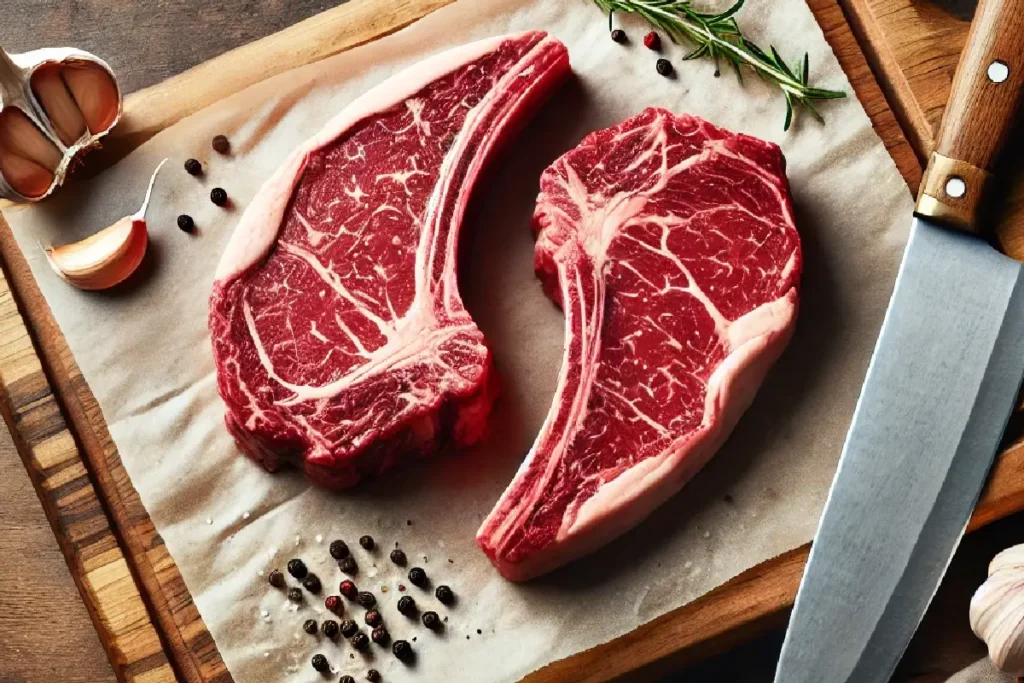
[915,153,991,233]
[916,0,1024,234]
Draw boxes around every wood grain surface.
[0,426,117,683]
[0,0,1018,682]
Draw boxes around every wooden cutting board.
[0,1,1020,682]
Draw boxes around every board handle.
[915,0,1024,232]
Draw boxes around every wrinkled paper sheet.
[2,0,913,680]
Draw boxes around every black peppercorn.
[340,676,356,683]
[340,619,358,638]
[287,558,307,579]
[184,158,202,176]
[610,28,626,43]
[322,619,340,639]
[392,640,413,661]
[396,595,416,616]
[359,535,374,551]
[356,591,376,609]
[288,587,304,603]
[339,556,358,574]
[656,58,674,76]
[371,626,390,645]
[268,569,286,589]
[212,135,230,154]
[339,580,358,599]
[366,669,381,682]
[422,611,441,630]
[351,632,370,651]
[325,595,342,613]
[389,549,407,566]
[176,214,195,233]
[210,187,228,206]
[311,653,329,672]
[435,585,454,605]
[407,567,427,587]
[364,609,382,627]
[303,619,318,635]
[330,540,350,559]
[303,573,322,594]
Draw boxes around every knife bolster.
[914,152,991,233]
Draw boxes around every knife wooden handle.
[915,0,1024,232]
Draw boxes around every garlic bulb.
[45,158,166,290]
[0,44,122,202]
[970,543,1024,676]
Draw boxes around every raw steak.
[209,32,570,488]
[478,108,801,580]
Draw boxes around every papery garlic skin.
[970,544,1024,676]
[0,45,122,203]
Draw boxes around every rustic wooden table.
[2,1,1022,682]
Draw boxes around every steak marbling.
[209,32,570,488]
[478,108,802,580]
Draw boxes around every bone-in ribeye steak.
[209,33,570,488]
[477,108,802,580]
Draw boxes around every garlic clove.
[61,60,119,135]
[0,151,53,198]
[970,543,1024,676]
[45,158,166,291]
[30,63,86,146]
[0,107,62,172]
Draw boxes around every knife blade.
[774,0,1024,680]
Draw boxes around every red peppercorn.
[325,595,342,613]
[610,29,626,43]
[643,32,661,51]
[339,580,358,599]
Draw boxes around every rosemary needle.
[595,0,846,130]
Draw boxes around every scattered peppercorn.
[210,187,228,206]
[339,580,358,599]
[184,158,202,176]
[357,592,376,609]
[371,626,390,645]
[322,620,340,639]
[330,540,350,560]
[340,676,356,683]
[422,611,441,630]
[312,653,329,672]
[177,214,195,233]
[656,58,674,77]
[406,519,412,526]
[477,629,482,635]
[397,595,416,616]
[268,569,286,589]
[340,620,358,638]
[325,595,342,613]
[611,28,626,43]
[303,619,318,635]
[398,584,407,593]
[389,549,407,566]
[212,135,230,154]
[359,535,375,551]
[287,558,308,579]
[288,587,304,603]
[435,585,454,605]
[364,609,382,627]
[351,632,370,651]
[339,557,358,574]
[392,640,413,662]
[643,31,661,50]
[407,567,427,587]
[303,574,322,594]
[366,669,381,682]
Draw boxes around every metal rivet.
[945,176,967,199]
[988,60,1009,83]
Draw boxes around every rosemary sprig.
[594,0,846,130]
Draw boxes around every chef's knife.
[774,1,1024,681]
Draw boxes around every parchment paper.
[2,0,914,680]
